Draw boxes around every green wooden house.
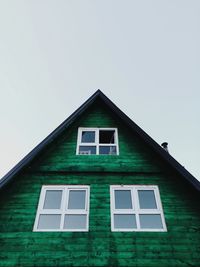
[0,90,200,267]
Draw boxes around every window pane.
[138,190,157,209]
[43,190,62,209]
[68,190,86,209]
[139,214,163,229]
[37,214,61,229]
[115,190,132,209]
[79,146,96,154]
[99,146,117,155]
[81,131,95,143]
[114,214,136,229]
[99,130,115,144]
[64,215,87,229]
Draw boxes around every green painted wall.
[0,100,200,267]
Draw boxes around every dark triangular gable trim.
[1,89,200,191]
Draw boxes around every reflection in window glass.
[64,215,87,229]
[139,214,163,229]
[68,190,86,209]
[38,214,61,229]
[43,190,62,209]
[81,131,95,143]
[115,190,132,209]
[99,146,117,155]
[138,190,157,209]
[114,214,136,229]
[79,146,96,155]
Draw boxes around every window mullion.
[85,189,88,211]
[86,188,90,231]
[133,188,140,230]
[60,188,67,230]
[96,129,99,155]
[154,188,161,211]
[115,129,119,155]
[111,187,115,231]
[114,209,133,214]
[40,210,62,214]
[139,209,160,214]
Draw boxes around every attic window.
[33,185,90,232]
[77,128,119,155]
[110,185,167,232]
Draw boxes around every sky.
[0,1,199,181]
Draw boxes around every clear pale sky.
[0,1,199,180]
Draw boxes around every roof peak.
[90,89,106,98]
[1,90,199,191]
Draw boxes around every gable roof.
[1,89,200,191]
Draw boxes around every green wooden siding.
[0,101,200,267]
[32,103,162,173]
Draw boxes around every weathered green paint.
[1,100,200,267]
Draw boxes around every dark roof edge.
[1,89,200,191]
[0,90,101,188]
[98,92,200,191]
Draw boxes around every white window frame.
[33,185,90,232]
[110,185,167,232]
[76,127,119,155]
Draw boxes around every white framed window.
[110,185,167,232]
[76,127,119,155]
[33,185,90,232]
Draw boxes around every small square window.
[33,186,90,232]
[76,128,119,155]
[110,185,167,232]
